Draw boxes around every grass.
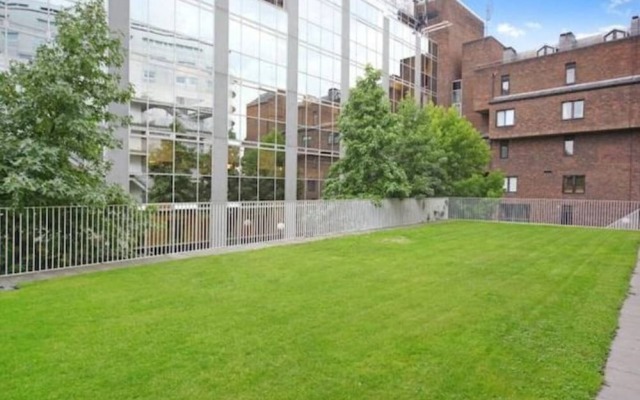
[1,221,639,400]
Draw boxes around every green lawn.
[1,222,638,400]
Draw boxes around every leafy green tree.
[0,0,133,208]
[322,66,502,200]
[427,105,503,197]
[0,0,147,274]
[323,65,410,200]
[393,98,445,197]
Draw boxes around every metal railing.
[448,197,640,230]
[2,197,639,277]
[0,199,448,276]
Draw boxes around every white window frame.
[562,100,584,120]
[497,109,515,127]
[504,176,518,193]
[566,63,576,85]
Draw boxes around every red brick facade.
[462,26,640,200]
[427,0,484,107]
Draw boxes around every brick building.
[462,16,640,201]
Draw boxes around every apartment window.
[143,70,156,83]
[564,135,574,156]
[452,80,462,104]
[500,140,509,159]
[562,100,584,120]
[565,62,576,85]
[504,177,518,193]
[501,75,510,95]
[496,109,515,127]
[563,175,585,194]
[176,76,187,84]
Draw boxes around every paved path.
[598,252,640,400]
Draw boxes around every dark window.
[564,136,574,156]
[565,62,576,85]
[561,205,574,225]
[501,75,510,95]
[563,175,585,194]
[262,0,284,7]
[500,140,509,159]
[499,204,531,222]
[307,180,317,193]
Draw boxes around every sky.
[461,0,640,51]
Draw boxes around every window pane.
[505,109,515,126]
[562,102,572,120]
[574,100,584,118]
[564,138,574,155]
[503,178,508,191]
[500,141,509,158]
[575,176,585,194]
[497,111,505,127]
[566,66,575,84]
[563,176,574,193]
[509,177,517,193]
[501,75,510,95]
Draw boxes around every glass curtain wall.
[227,0,287,202]
[297,0,342,200]
[129,0,215,203]
[0,0,78,69]
[0,0,438,204]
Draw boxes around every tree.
[0,0,143,275]
[0,0,133,208]
[393,99,445,197]
[426,105,503,197]
[322,66,502,200]
[323,65,410,200]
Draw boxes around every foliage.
[1,223,638,399]
[0,0,133,208]
[427,105,503,197]
[323,65,410,200]
[393,99,445,197]
[323,66,503,200]
[0,1,143,273]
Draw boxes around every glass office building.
[0,0,437,203]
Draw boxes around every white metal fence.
[3,197,640,277]
[448,197,640,230]
[0,199,447,276]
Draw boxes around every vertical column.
[382,17,390,92]
[284,0,299,239]
[211,0,230,247]
[340,0,351,158]
[106,0,130,190]
[414,33,422,105]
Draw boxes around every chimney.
[503,47,517,63]
[327,88,341,103]
[558,32,577,51]
[631,16,640,36]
